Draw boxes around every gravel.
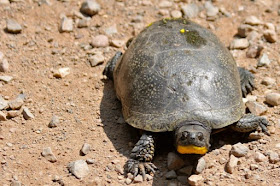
[42,147,57,163]
[8,97,24,110]
[245,101,267,116]
[244,16,262,26]
[6,19,22,34]
[80,143,91,155]
[0,95,8,110]
[177,165,193,176]
[0,51,9,72]
[237,24,255,38]
[0,111,7,121]
[88,54,105,67]
[22,107,34,120]
[170,10,182,18]
[53,67,70,78]
[265,93,280,106]
[59,17,73,33]
[261,77,276,86]
[68,160,90,179]
[205,1,219,19]
[226,154,239,174]
[230,143,249,157]
[268,151,279,164]
[257,53,270,67]
[133,175,143,183]
[91,35,109,47]
[48,115,60,128]
[246,45,263,58]
[110,40,125,48]
[195,157,206,174]
[181,4,200,18]
[254,152,267,162]
[188,175,203,186]
[167,152,185,170]
[230,38,249,50]
[0,75,13,83]
[159,0,173,8]
[80,0,101,16]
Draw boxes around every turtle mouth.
[177,145,208,154]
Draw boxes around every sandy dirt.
[0,0,280,186]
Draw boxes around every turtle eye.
[181,131,189,140]
[197,132,204,141]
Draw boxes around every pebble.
[275,143,280,149]
[188,175,203,186]
[0,52,9,72]
[9,98,24,110]
[146,174,153,181]
[158,9,170,16]
[246,101,267,116]
[68,160,90,179]
[86,159,95,164]
[244,16,262,26]
[0,96,8,110]
[91,35,109,47]
[263,30,277,43]
[268,152,279,164]
[254,152,267,162]
[0,0,10,4]
[248,132,264,140]
[6,19,22,34]
[10,180,21,186]
[80,0,101,16]
[246,45,263,58]
[159,0,172,8]
[237,24,255,38]
[110,40,125,48]
[167,152,185,170]
[59,17,73,33]
[265,93,280,106]
[0,75,13,83]
[80,143,91,155]
[165,170,177,179]
[181,4,200,18]
[42,147,57,163]
[53,67,70,78]
[125,178,132,184]
[231,143,249,157]
[77,18,89,28]
[133,175,143,183]
[178,165,193,176]
[205,1,219,19]
[261,77,276,86]
[48,115,60,128]
[115,164,124,174]
[104,25,118,36]
[230,38,249,50]
[0,111,7,121]
[226,154,239,174]
[88,54,105,67]
[170,10,182,18]
[250,164,258,170]
[257,53,270,67]
[22,107,34,120]
[7,110,21,118]
[195,157,206,174]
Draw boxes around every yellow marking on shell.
[180,29,185,33]
[147,22,154,27]
[177,145,208,154]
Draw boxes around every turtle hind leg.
[238,67,255,97]
[231,114,270,135]
[103,51,122,80]
[126,133,157,180]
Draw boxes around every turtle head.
[175,121,211,155]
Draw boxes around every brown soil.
[0,0,279,186]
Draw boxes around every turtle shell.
[113,18,244,132]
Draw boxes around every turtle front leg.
[231,114,270,135]
[238,67,255,97]
[126,133,157,180]
[103,51,122,80]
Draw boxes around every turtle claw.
[238,67,255,97]
[126,159,158,181]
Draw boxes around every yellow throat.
[177,145,208,154]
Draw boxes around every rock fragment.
[10,180,21,186]
[181,4,200,18]
[0,111,7,121]
[246,45,263,58]
[91,35,109,47]
[22,107,34,120]
[254,152,267,162]
[80,143,91,155]
[205,1,219,19]
[42,147,57,163]
[77,18,89,28]
[110,40,125,48]
[226,154,239,174]
[165,170,177,179]
[268,152,279,164]
[0,0,10,4]
[230,38,249,49]
[231,143,249,157]
[59,17,73,33]
[80,0,101,16]
[0,75,13,83]
[249,132,264,140]
[244,16,262,26]
[48,115,60,128]
[0,96,8,110]
[195,157,206,174]
[246,101,267,116]
[7,110,21,118]
[53,67,70,78]
[188,175,203,186]
[88,54,105,67]
[237,24,255,38]
[263,30,277,43]
[6,19,22,34]
[170,10,182,18]
[159,0,172,8]
[68,160,90,179]
[8,98,24,110]
[133,175,143,183]
[178,165,193,176]
[265,93,280,106]
[0,51,9,72]
[261,77,276,86]
[257,53,270,67]
[167,152,184,170]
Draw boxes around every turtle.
[103,18,269,179]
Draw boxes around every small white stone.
[195,157,206,174]
[244,16,262,26]
[230,38,249,50]
[170,10,182,18]
[68,160,90,179]
[188,174,203,186]
[265,93,280,106]
[230,143,249,157]
[0,75,13,83]
[22,107,34,120]
[257,53,270,67]
[0,111,7,121]
[80,0,101,16]
[59,17,73,33]
[6,19,22,34]
[81,143,91,155]
[53,67,70,78]
[246,101,267,116]
[254,152,267,162]
[88,54,105,67]
[159,0,173,8]
[42,147,57,163]
[226,154,239,174]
